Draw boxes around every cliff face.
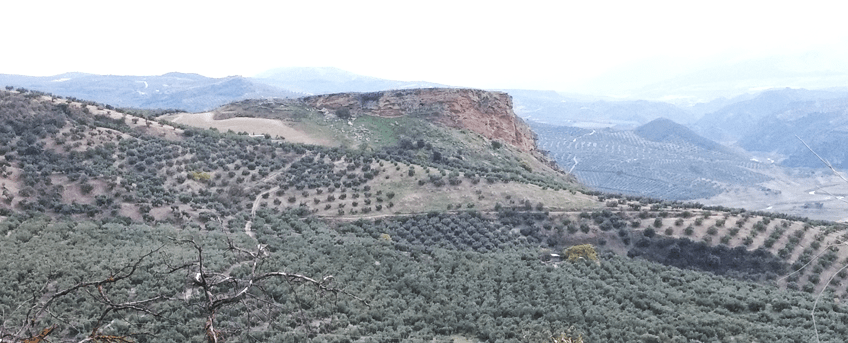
[300,88,538,152]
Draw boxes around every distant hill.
[0,68,453,112]
[635,118,726,152]
[0,72,301,112]
[684,88,848,169]
[252,67,448,94]
[532,120,770,200]
[735,97,848,169]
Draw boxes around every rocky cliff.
[300,88,538,152]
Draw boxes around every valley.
[3,75,848,342]
[529,88,848,223]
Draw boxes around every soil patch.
[162,112,331,146]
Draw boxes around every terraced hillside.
[0,90,587,227]
[532,120,774,200]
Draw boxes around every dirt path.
[161,112,330,145]
[243,170,286,239]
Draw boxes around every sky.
[3,0,847,94]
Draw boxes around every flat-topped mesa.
[299,88,538,153]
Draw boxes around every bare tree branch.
[176,238,368,342]
[4,237,366,343]
[1,245,167,343]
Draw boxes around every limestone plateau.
[300,88,538,153]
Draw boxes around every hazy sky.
[3,0,847,93]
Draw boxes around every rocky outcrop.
[300,88,538,152]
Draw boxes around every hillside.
[158,88,580,217]
[4,88,848,342]
[531,120,772,201]
[685,88,848,173]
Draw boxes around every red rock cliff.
[300,88,537,152]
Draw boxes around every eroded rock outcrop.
[300,88,538,152]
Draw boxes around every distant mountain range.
[689,88,848,169]
[253,67,447,94]
[693,88,848,143]
[735,97,848,169]
[0,72,302,112]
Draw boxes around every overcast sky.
[3,0,846,94]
